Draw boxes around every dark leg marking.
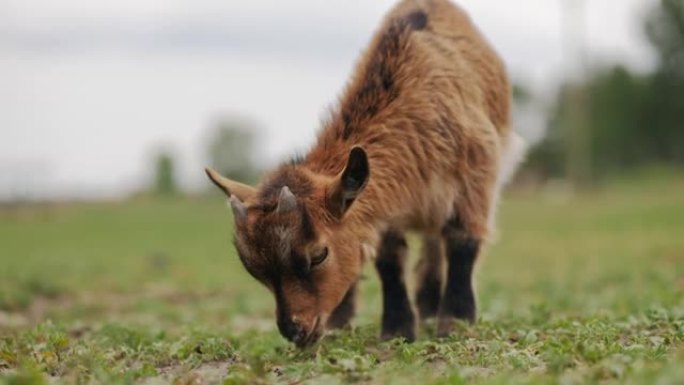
[375,229,416,342]
[414,234,444,320]
[327,282,357,329]
[437,217,481,337]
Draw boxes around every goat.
[206,0,526,348]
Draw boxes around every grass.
[1,170,683,384]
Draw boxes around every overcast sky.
[0,0,656,200]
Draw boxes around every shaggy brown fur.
[206,0,517,347]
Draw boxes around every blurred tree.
[644,0,684,163]
[522,84,570,181]
[511,83,565,181]
[206,117,260,184]
[512,84,533,105]
[522,0,684,182]
[561,0,592,186]
[645,0,684,78]
[153,151,178,196]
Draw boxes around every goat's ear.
[327,147,369,218]
[205,168,256,202]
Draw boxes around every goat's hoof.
[380,326,416,343]
[436,314,474,338]
[380,315,416,342]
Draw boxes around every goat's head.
[206,147,370,348]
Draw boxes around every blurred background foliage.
[152,151,179,197]
[522,0,684,185]
[205,117,260,185]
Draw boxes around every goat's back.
[306,0,512,236]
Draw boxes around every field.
[1,171,683,384]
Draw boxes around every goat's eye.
[311,247,329,267]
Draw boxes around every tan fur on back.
[303,0,511,242]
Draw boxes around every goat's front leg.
[375,229,416,342]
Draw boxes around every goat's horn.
[276,186,297,213]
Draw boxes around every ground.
[1,170,683,384]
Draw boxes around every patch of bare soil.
[139,362,230,385]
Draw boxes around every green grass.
[1,171,683,384]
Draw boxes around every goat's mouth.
[294,316,323,349]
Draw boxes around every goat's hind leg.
[414,234,445,320]
[437,218,480,337]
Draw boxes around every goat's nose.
[277,316,306,342]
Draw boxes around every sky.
[0,0,656,200]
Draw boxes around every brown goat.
[206,0,526,347]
